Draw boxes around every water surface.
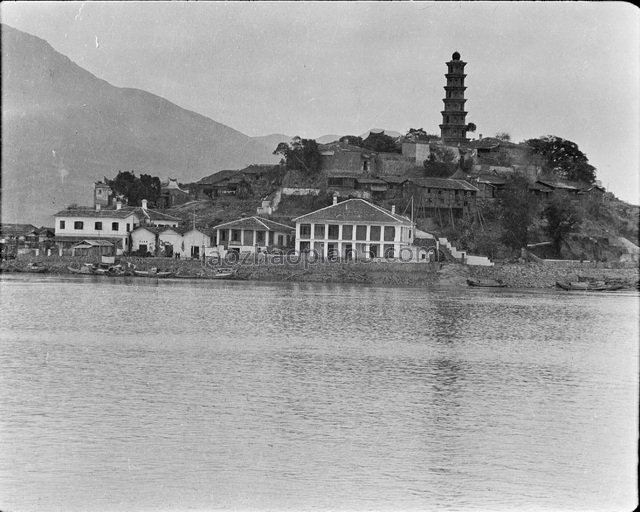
[1,275,638,511]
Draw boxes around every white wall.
[55,213,139,238]
[130,228,157,253]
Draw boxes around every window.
[384,226,396,241]
[356,225,367,241]
[342,225,353,240]
[362,160,370,172]
[300,224,311,237]
[328,225,339,240]
[314,224,325,239]
[384,245,395,258]
[370,226,381,241]
[59,220,65,229]
[256,231,265,243]
[231,230,241,242]
[126,223,131,232]
[111,222,119,231]
[95,222,102,230]
[220,230,227,241]
[74,221,83,230]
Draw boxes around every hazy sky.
[2,1,639,204]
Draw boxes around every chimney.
[479,134,483,139]
[333,196,338,205]
[96,203,101,211]
[142,199,148,210]
[116,201,122,210]
[391,205,396,214]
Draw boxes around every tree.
[361,131,400,153]
[338,135,363,146]
[543,194,582,255]
[273,136,322,174]
[495,132,511,141]
[466,122,477,133]
[525,135,596,184]
[497,174,540,250]
[106,171,162,207]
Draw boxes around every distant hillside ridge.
[1,24,278,225]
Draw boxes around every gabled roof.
[449,169,469,180]
[158,226,186,235]
[411,178,479,191]
[162,178,188,193]
[53,208,141,219]
[196,170,239,185]
[475,174,507,185]
[238,164,275,175]
[131,225,164,235]
[0,223,38,236]
[535,179,581,191]
[182,227,216,238]
[380,175,410,185]
[212,216,293,232]
[293,199,412,225]
[72,239,115,248]
[529,182,555,192]
[139,208,181,222]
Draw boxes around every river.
[1,274,638,511]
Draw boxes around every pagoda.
[439,51,469,146]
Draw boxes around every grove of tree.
[106,171,162,207]
[525,135,596,184]
[273,136,322,174]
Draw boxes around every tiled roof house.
[293,198,414,260]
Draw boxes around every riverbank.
[2,255,638,289]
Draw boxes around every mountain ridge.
[1,24,278,225]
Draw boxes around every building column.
[240,229,245,246]
[253,230,257,250]
[295,224,301,253]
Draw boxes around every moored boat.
[467,277,506,288]
[67,263,96,275]
[133,267,174,278]
[556,280,625,291]
[23,263,48,273]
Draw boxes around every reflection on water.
[1,274,638,511]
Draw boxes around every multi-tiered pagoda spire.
[439,51,469,146]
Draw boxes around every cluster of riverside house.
[50,188,439,263]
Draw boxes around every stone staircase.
[439,237,494,266]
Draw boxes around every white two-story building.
[293,197,414,260]
[54,200,180,255]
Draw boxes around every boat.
[467,277,506,288]
[67,263,96,275]
[211,268,236,279]
[556,280,624,291]
[201,267,237,279]
[133,267,174,278]
[23,263,48,273]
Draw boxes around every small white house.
[212,216,293,254]
[158,227,184,258]
[180,228,213,260]
[130,226,163,255]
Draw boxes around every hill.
[251,134,292,152]
[1,24,278,225]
